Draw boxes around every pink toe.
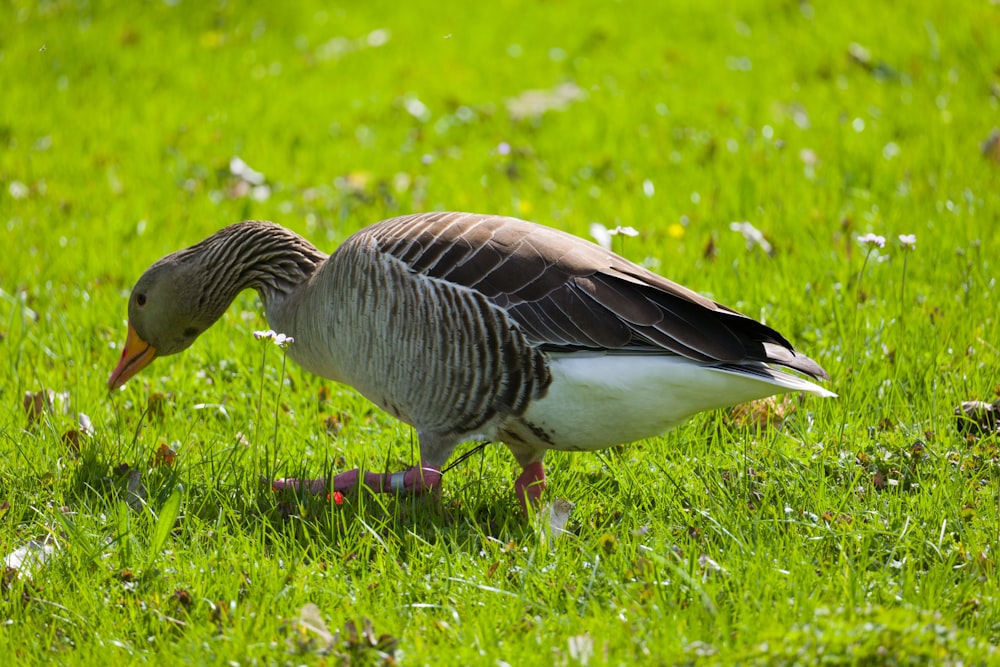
[271,477,328,495]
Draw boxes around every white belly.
[502,353,831,452]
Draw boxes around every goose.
[108,212,834,510]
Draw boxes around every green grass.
[2,0,1000,663]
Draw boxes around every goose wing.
[365,212,827,380]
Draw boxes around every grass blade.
[145,486,182,572]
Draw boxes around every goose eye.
[136,293,147,306]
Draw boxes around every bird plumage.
[109,212,833,509]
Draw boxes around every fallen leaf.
[728,395,794,428]
[209,599,233,630]
[317,385,331,409]
[2,566,17,591]
[324,414,345,437]
[173,587,193,608]
[125,468,146,512]
[4,539,57,574]
[702,236,718,261]
[61,429,82,455]
[981,128,1000,165]
[872,470,901,491]
[152,443,178,468]
[146,392,169,420]
[344,617,397,655]
[297,603,334,644]
[22,390,73,428]
[542,497,575,544]
[22,391,48,427]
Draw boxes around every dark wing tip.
[762,342,830,381]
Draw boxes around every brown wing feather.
[364,212,828,380]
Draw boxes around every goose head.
[108,257,217,391]
[108,221,327,392]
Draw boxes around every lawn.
[2,0,1000,664]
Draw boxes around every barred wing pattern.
[367,212,827,380]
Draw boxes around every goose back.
[363,212,826,377]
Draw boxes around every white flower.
[589,223,612,249]
[8,181,29,200]
[610,225,639,237]
[589,223,640,250]
[273,333,295,347]
[229,156,265,185]
[857,233,886,249]
[898,234,916,250]
[253,329,294,346]
[730,221,773,255]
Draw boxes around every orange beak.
[108,323,157,391]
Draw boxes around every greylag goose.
[108,212,834,509]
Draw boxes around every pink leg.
[271,462,442,496]
[514,461,546,512]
